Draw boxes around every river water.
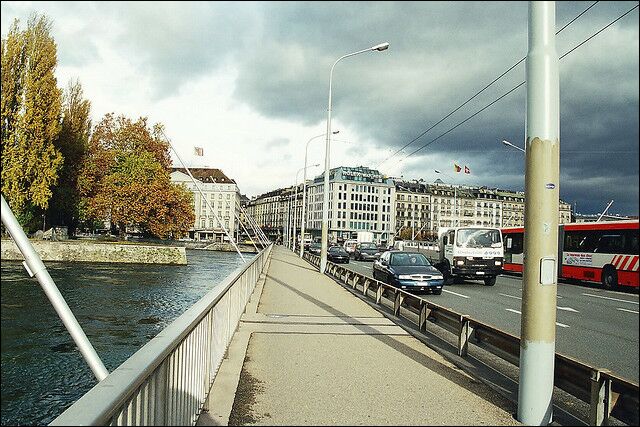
[1,249,251,426]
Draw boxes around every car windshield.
[359,243,377,249]
[456,228,502,248]
[329,247,347,254]
[390,252,431,266]
[310,243,321,249]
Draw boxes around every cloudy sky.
[2,1,638,215]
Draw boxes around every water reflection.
[1,249,250,426]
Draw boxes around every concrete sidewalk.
[199,246,521,426]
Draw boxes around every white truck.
[423,226,503,286]
[356,231,374,243]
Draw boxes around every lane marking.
[582,293,639,305]
[617,308,639,314]
[557,306,579,313]
[443,289,470,299]
[500,293,521,300]
[505,308,570,328]
[500,292,564,301]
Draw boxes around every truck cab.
[426,227,503,286]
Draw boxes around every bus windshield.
[456,228,502,248]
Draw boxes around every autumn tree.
[48,79,92,235]
[1,14,62,232]
[78,114,194,239]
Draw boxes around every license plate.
[416,281,429,286]
[476,271,485,275]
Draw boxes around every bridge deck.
[198,246,521,425]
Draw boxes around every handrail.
[51,244,273,426]
[303,251,639,426]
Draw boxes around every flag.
[454,163,461,173]
[194,146,204,156]
[464,165,470,174]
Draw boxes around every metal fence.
[50,244,273,426]
[304,252,639,426]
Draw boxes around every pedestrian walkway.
[198,246,521,425]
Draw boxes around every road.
[342,259,639,383]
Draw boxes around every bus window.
[595,234,625,254]
[629,232,639,254]
[564,230,599,253]
[504,233,523,255]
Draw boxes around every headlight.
[398,275,413,280]
[495,260,502,265]
[375,252,380,256]
[432,275,443,280]
[456,260,464,266]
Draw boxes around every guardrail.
[51,244,273,426]
[303,252,639,426]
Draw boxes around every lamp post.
[292,163,320,251]
[320,42,389,273]
[300,131,339,258]
[502,139,526,153]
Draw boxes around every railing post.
[352,275,359,289]
[458,316,473,357]
[394,291,404,317]
[590,369,612,426]
[363,278,370,296]
[376,284,383,304]
[419,301,432,332]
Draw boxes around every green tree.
[1,14,62,232]
[48,79,92,235]
[78,114,194,239]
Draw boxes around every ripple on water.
[1,249,246,426]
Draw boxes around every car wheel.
[601,266,618,290]
[483,276,497,286]
[432,289,442,295]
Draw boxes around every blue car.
[373,251,444,294]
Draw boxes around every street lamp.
[292,163,320,251]
[320,42,390,273]
[502,139,526,153]
[300,131,339,258]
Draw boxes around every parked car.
[373,251,444,294]
[353,242,382,261]
[308,242,322,255]
[327,246,350,264]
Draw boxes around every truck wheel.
[453,276,465,285]
[601,266,618,290]
[483,276,497,286]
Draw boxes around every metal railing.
[303,252,639,426]
[51,244,273,426]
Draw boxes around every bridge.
[49,244,638,426]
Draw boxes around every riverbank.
[0,239,187,265]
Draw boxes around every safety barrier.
[303,251,639,426]
[50,244,273,426]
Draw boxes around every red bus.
[502,220,639,290]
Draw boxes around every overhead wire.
[375,1,601,169]
[393,2,638,164]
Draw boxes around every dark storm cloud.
[227,1,639,215]
[1,1,637,214]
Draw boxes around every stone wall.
[1,240,187,265]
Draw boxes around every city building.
[305,166,396,245]
[246,185,303,244]
[170,168,240,242]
